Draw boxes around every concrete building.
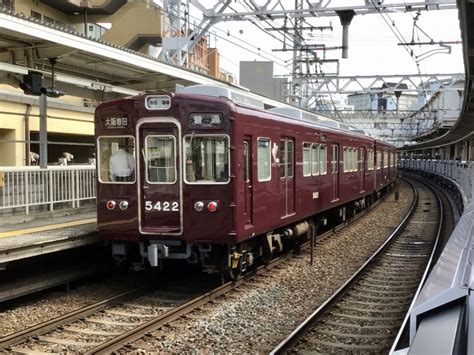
[0,0,232,166]
[239,61,288,102]
[347,84,418,112]
[409,78,464,141]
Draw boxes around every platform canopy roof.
[0,8,300,111]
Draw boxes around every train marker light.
[194,201,204,212]
[145,95,171,110]
[106,200,116,210]
[207,201,218,212]
[119,201,129,210]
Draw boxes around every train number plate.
[145,201,179,212]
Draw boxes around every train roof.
[179,84,366,134]
[178,84,265,109]
[97,85,393,147]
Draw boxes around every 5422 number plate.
[144,201,179,212]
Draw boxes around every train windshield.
[145,136,176,184]
[97,136,136,183]
[184,135,229,184]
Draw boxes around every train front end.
[95,92,235,273]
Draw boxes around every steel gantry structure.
[172,0,461,146]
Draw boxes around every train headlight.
[207,201,218,212]
[119,201,129,210]
[194,201,204,212]
[106,200,116,210]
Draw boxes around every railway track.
[0,189,399,353]
[270,178,444,354]
[0,240,314,353]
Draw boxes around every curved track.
[0,193,390,353]
[271,178,444,354]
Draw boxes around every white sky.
[157,1,464,83]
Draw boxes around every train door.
[243,137,253,226]
[359,147,366,193]
[280,137,295,217]
[331,144,340,201]
[137,118,182,235]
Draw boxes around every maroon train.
[95,85,397,276]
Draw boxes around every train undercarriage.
[110,187,392,280]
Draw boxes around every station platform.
[0,207,99,269]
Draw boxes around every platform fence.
[0,165,96,214]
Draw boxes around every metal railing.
[399,158,474,205]
[0,165,96,214]
[395,158,474,354]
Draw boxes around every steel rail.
[389,176,446,353]
[0,288,145,350]
[85,244,310,354]
[0,189,386,353]
[87,195,386,354]
[270,179,419,354]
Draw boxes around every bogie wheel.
[262,243,273,265]
[220,248,242,283]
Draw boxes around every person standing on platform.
[109,144,135,182]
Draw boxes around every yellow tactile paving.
[0,218,97,239]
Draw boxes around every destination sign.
[102,116,129,129]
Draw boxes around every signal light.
[207,201,218,212]
[20,71,42,96]
[119,201,129,210]
[40,86,65,98]
[106,200,116,210]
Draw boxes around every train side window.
[343,147,348,173]
[360,147,365,170]
[244,141,250,182]
[376,151,382,170]
[184,135,229,184]
[332,145,339,173]
[303,143,311,177]
[280,138,294,178]
[146,135,176,184]
[311,144,319,176]
[368,149,374,170]
[287,140,294,178]
[353,148,358,172]
[280,140,286,178]
[348,148,351,172]
[97,136,135,184]
[258,138,271,182]
[383,152,388,168]
[319,145,327,175]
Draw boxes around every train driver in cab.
[109,142,135,182]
